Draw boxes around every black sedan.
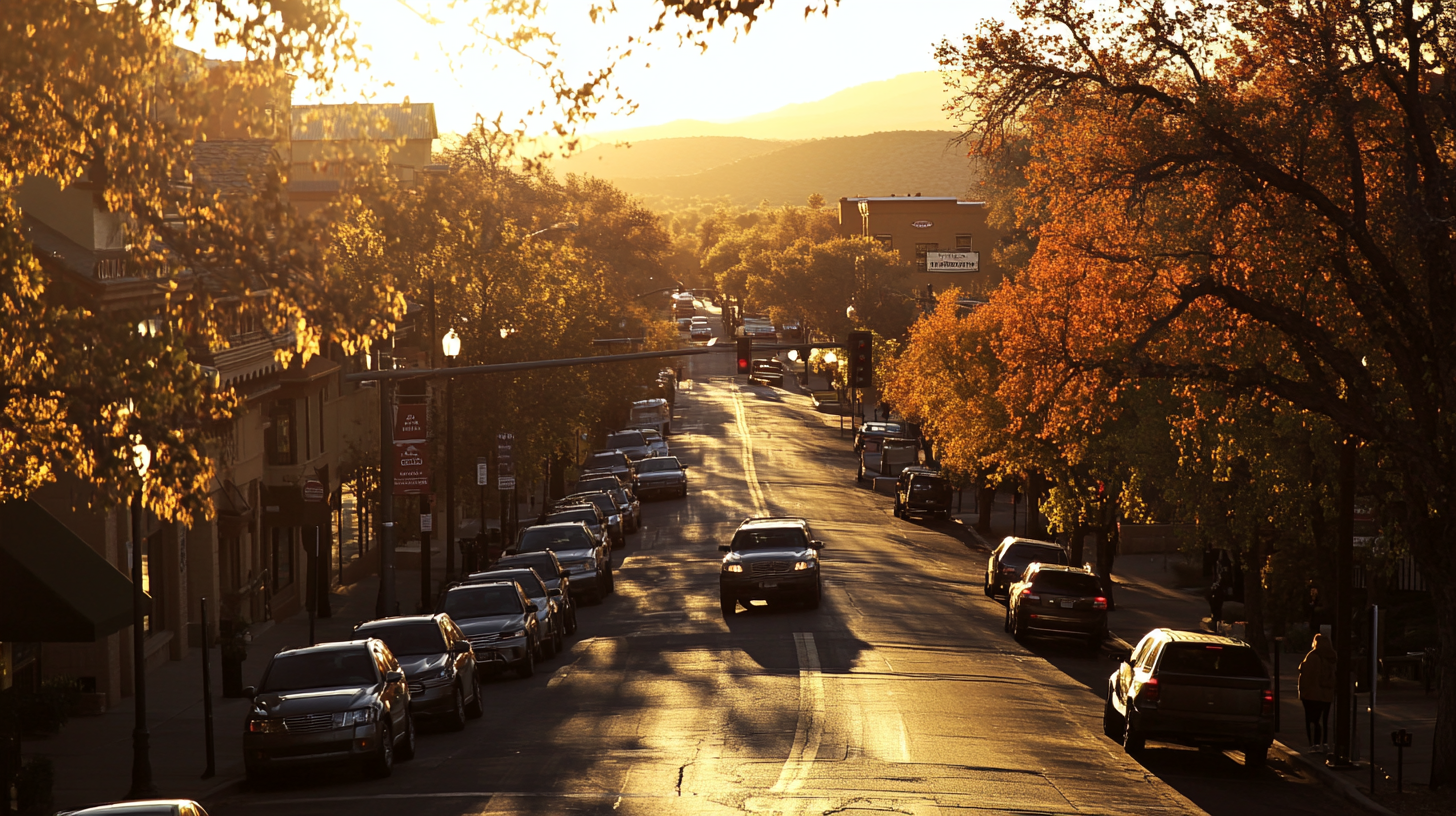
[633,456,688,499]
[719,517,824,615]
[508,521,615,604]
[495,551,577,634]
[465,567,566,659]
[436,581,541,678]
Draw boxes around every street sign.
[476,457,489,486]
[302,479,326,503]
[496,433,515,491]
[499,476,516,490]
[393,404,428,442]
[393,441,431,494]
[420,511,433,532]
[927,251,979,272]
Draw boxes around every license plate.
[761,582,778,589]
[1060,600,1075,608]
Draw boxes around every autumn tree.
[942,0,1456,781]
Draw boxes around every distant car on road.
[749,358,784,387]
[719,517,824,615]
[494,550,576,633]
[604,430,654,462]
[633,455,689,499]
[554,492,625,548]
[575,475,640,531]
[507,521,614,604]
[690,322,714,341]
[894,468,953,520]
[581,449,634,483]
[242,639,415,782]
[638,427,670,457]
[436,581,541,679]
[1104,629,1275,768]
[352,614,483,731]
[984,537,1069,598]
[1004,564,1108,651]
[464,567,566,659]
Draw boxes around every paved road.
[210,308,1360,816]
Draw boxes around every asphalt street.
[209,313,1363,816]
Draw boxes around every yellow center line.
[732,386,768,516]
[770,632,824,794]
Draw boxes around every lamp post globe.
[442,328,462,359]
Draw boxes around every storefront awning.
[0,500,144,642]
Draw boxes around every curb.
[1276,744,1397,816]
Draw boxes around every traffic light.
[736,337,752,375]
[848,331,873,388]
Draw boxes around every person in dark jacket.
[1298,633,1338,751]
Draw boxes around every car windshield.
[547,509,598,527]
[585,452,626,468]
[732,528,808,551]
[1031,572,1102,595]
[566,495,614,514]
[1005,544,1068,567]
[576,478,622,495]
[636,458,682,473]
[261,649,378,692]
[606,432,646,448]
[517,525,593,553]
[478,571,546,599]
[357,622,447,657]
[1159,643,1268,678]
[442,586,521,620]
[498,554,559,578]
[862,423,903,435]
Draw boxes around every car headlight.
[724,564,744,573]
[504,628,527,639]
[793,561,814,571]
[569,558,597,572]
[332,708,376,728]
[432,664,456,680]
[247,717,284,733]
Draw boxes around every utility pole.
[376,342,397,617]
[1333,437,1356,763]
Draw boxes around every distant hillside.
[553,136,799,180]
[582,72,952,143]
[599,131,976,208]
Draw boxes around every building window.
[915,242,938,273]
[272,527,294,590]
[266,401,296,466]
[874,234,893,250]
[955,234,973,250]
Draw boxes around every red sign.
[393,404,428,443]
[302,479,326,503]
[393,441,431,494]
[911,220,933,229]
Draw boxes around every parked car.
[604,430,654,462]
[690,321,714,341]
[719,517,825,616]
[508,521,614,603]
[59,801,211,816]
[553,493,624,548]
[749,358,784,387]
[638,427,670,457]
[676,317,692,333]
[541,502,613,549]
[1104,629,1275,768]
[780,320,803,340]
[633,455,688,499]
[436,581,540,678]
[984,537,1069,598]
[627,398,671,438]
[352,614,483,731]
[494,551,577,634]
[1004,564,1108,650]
[575,474,640,531]
[581,449,634,483]
[853,421,912,453]
[242,639,415,782]
[894,468,953,520]
[465,567,566,658]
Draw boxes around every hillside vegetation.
[599,131,977,208]
[553,136,799,180]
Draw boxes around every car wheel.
[397,711,416,760]
[516,645,535,678]
[1011,613,1027,643]
[366,721,394,778]
[447,685,467,732]
[465,670,484,719]
[984,572,994,597]
[720,594,736,617]
[1102,692,1125,739]
[1243,742,1270,770]
[566,604,579,634]
[1123,715,1146,754]
[856,464,864,483]
[539,629,556,659]
[1004,605,1013,633]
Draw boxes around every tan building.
[838,196,1006,298]
[289,103,439,217]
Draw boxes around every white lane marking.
[731,386,768,516]
[770,632,824,795]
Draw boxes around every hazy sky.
[295,0,1009,135]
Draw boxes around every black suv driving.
[719,517,825,616]
[894,468,952,520]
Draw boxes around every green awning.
[0,499,144,642]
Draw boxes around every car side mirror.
[548,587,563,597]
[718,544,731,552]
[384,670,405,683]
[451,640,471,654]
[811,540,825,550]
[242,685,257,699]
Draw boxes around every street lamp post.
[127,440,156,799]
[441,329,461,583]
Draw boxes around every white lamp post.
[127,436,156,798]
[441,329,461,581]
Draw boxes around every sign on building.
[927,251,980,273]
[476,457,489,486]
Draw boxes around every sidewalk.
[951,491,1442,816]
[27,560,445,811]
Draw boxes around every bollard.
[200,598,216,779]
[1391,729,1412,795]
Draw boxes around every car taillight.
[1019,589,1040,602]
[1093,596,1108,610]
[1138,677,1160,703]
[1261,688,1274,716]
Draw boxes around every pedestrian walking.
[1298,632,1338,752]
[1206,552,1232,625]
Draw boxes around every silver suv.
[1104,629,1275,768]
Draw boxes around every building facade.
[837,196,1006,298]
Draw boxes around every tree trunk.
[1069,525,1088,566]
[1243,534,1269,655]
